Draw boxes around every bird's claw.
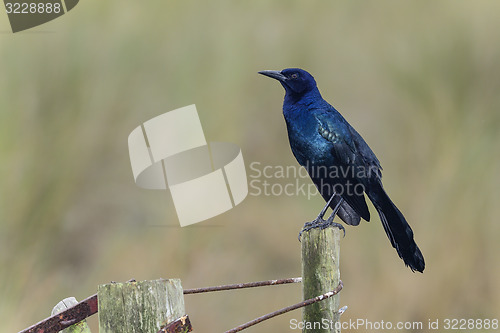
[331,222,346,238]
[298,217,346,241]
[298,219,323,241]
[324,214,346,237]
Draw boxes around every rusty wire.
[225,280,343,333]
[18,276,331,333]
[183,277,302,294]
[158,315,193,333]
[18,294,98,333]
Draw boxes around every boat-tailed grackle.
[259,68,425,272]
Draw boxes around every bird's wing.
[312,110,371,221]
[347,125,383,179]
[317,105,383,180]
[313,111,357,166]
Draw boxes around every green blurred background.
[1,1,499,332]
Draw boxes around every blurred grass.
[1,0,500,332]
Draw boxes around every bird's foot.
[298,217,346,241]
[298,218,324,241]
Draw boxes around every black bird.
[259,68,425,272]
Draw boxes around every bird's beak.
[258,70,287,82]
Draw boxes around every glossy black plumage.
[259,68,425,272]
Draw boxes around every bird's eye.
[291,73,299,79]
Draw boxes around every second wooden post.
[98,278,185,333]
[301,227,342,333]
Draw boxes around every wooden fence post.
[98,279,185,333]
[301,227,342,333]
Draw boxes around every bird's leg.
[315,191,337,221]
[299,192,345,241]
[324,197,346,237]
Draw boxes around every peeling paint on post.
[98,279,185,333]
[301,227,341,333]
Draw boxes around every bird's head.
[259,68,318,96]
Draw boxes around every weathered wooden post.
[98,279,185,333]
[301,227,342,333]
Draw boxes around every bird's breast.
[284,112,333,168]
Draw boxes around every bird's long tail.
[367,182,425,272]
